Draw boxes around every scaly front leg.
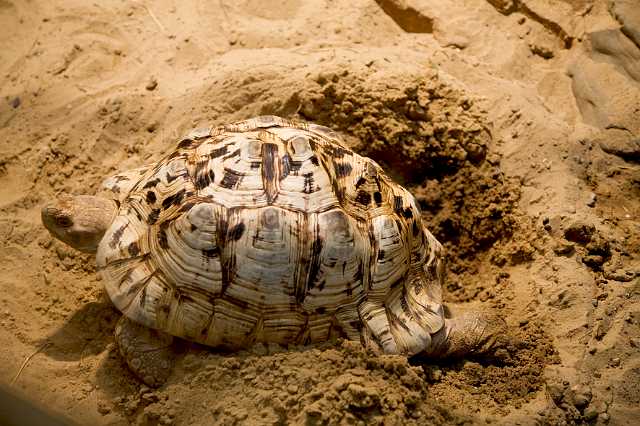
[114,316,176,387]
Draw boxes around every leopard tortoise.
[42,116,505,387]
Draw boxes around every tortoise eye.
[56,216,73,227]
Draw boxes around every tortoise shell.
[97,116,445,355]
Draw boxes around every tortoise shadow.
[38,301,144,400]
[40,300,120,362]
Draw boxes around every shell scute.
[301,209,367,313]
[221,206,301,313]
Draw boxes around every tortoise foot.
[427,310,508,358]
[114,316,175,387]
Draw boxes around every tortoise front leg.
[114,316,176,387]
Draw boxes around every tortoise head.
[41,195,118,253]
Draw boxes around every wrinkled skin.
[428,310,507,357]
[41,194,118,253]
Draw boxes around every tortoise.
[42,115,505,387]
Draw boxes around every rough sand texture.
[0,0,639,425]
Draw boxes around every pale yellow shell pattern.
[97,116,445,355]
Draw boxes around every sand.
[0,0,639,424]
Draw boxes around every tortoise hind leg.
[424,309,507,357]
[114,317,175,387]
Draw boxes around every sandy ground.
[1,0,639,424]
